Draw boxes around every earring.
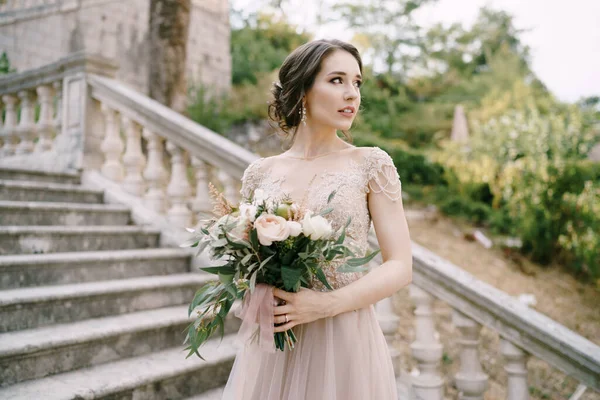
[299,103,307,126]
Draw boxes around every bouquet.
[181,183,379,359]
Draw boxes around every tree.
[333,0,438,77]
[148,0,191,114]
[230,12,311,85]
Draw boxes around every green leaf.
[218,273,234,285]
[318,207,333,217]
[250,229,259,249]
[336,216,352,245]
[336,264,369,273]
[241,253,253,265]
[259,254,275,270]
[346,249,381,267]
[281,266,303,291]
[188,283,219,316]
[200,265,235,275]
[249,272,257,292]
[314,268,333,290]
[327,190,337,204]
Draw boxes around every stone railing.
[1,53,598,399]
[0,52,118,171]
[368,237,600,399]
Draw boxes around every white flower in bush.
[239,203,258,222]
[301,212,333,240]
[254,214,291,246]
[287,221,302,237]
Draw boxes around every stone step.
[0,273,213,332]
[0,179,104,203]
[0,225,160,255]
[185,386,225,400]
[0,166,80,185]
[0,335,237,399]
[0,200,131,226]
[0,304,242,386]
[0,248,191,289]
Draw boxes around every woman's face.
[304,49,362,132]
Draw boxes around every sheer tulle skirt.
[222,304,398,400]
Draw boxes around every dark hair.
[268,39,363,143]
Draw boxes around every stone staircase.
[0,166,238,399]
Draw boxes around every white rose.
[301,212,333,240]
[254,214,291,246]
[287,221,302,237]
[239,203,257,222]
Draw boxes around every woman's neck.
[286,124,350,159]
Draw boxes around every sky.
[232,0,600,103]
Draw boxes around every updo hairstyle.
[268,39,363,143]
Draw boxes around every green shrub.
[439,196,491,225]
[353,133,447,186]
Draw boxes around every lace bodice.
[239,146,401,292]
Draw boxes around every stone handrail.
[86,74,257,179]
[371,235,600,384]
[1,53,598,399]
[0,52,116,94]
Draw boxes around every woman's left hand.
[272,287,334,332]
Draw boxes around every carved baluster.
[166,141,192,226]
[452,310,488,399]
[217,169,239,204]
[34,85,55,152]
[53,81,63,136]
[500,339,529,400]
[190,157,213,215]
[409,285,444,400]
[100,105,124,181]
[142,129,167,213]
[15,90,36,154]
[2,94,19,155]
[121,116,146,195]
[377,295,402,376]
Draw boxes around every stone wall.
[0,0,230,94]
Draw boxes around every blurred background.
[0,0,598,398]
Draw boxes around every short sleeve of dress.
[239,158,264,200]
[365,147,402,202]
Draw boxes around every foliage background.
[187,1,600,279]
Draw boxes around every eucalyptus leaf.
[318,207,333,217]
[345,249,381,266]
[327,190,337,204]
[336,264,369,273]
[314,268,333,290]
[241,253,253,265]
[249,272,257,292]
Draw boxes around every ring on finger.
[285,314,289,323]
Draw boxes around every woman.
[222,39,413,400]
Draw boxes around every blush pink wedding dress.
[221,146,402,400]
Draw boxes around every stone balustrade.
[368,236,600,399]
[85,74,256,229]
[0,52,118,171]
[2,53,599,399]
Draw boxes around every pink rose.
[254,214,291,246]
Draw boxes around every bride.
[222,39,413,400]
